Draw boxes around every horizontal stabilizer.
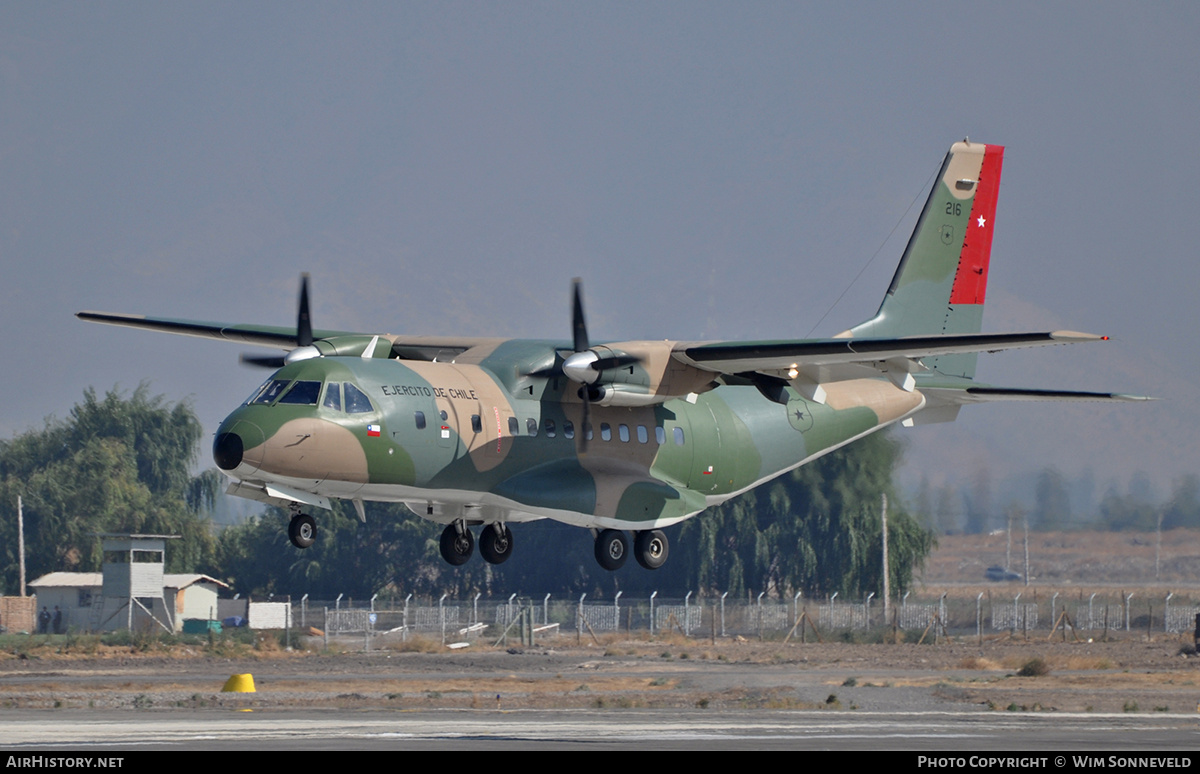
[928,386,1153,404]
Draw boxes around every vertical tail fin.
[848,140,1004,378]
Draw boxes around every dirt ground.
[2,632,1199,717]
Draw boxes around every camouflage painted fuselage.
[215,349,924,530]
[82,139,1142,568]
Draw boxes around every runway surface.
[3,708,1198,750]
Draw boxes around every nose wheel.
[288,513,317,549]
[439,522,475,566]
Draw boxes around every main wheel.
[439,523,474,566]
[288,513,316,549]
[479,523,514,565]
[594,529,629,571]
[634,529,669,570]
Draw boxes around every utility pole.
[18,496,26,597]
[881,493,890,624]
[1023,510,1030,586]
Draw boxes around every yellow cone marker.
[222,673,256,693]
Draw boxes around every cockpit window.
[323,382,342,411]
[244,379,273,405]
[252,379,291,405]
[343,383,374,414]
[277,381,322,405]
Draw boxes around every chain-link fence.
[245,589,1200,644]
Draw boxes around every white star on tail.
[977,215,987,228]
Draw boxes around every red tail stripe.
[949,144,1004,305]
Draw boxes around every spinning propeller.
[240,274,322,369]
[559,279,641,450]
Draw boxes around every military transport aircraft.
[78,140,1143,571]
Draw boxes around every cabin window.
[526,418,538,437]
[440,410,448,421]
[637,425,648,444]
[600,423,612,441]
[252,379,290,405]
[471,414,482,433]
[674,427,685,446]
[563,420,575,439]
[414,411,426,429]
[545,419,556,438]
[278,380,322,405]
[584,423,594,441]
[508,417,519,435]
[655,426,666,445]
[618,424,630,442]
[323,383,342,411]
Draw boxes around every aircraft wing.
[76,311,503,360]
[76,311,339,349]
[674,330,1105,375]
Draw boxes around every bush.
[1017,657,1050,677]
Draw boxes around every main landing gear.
[439,522,475,566]
[479,523,514,565]
[438,522,517,566]
[593,529,669,571]
[288,512,317,549]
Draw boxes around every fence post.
[976,592,983,645]
[684,591,692,636]
[720,592,727,638]
[1165,592,1173,633]
[403,594,411,642]
[1125,592,1134,632]
[650,591,657,635]
[865,592,874,628]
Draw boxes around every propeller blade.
[297,273,313,348]
[592,354,642,371]
[238,274,315,370]
[579,387,590,454]
[240,354,287,369]
[571,278,589,353]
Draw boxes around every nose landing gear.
[288,512,317,549]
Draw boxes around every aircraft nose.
[213,418,265,475]
[213,431,243,470]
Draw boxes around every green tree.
[1033,467,1072,530]
[677,431,934,597]
[0,385,218,590]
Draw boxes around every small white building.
[28,572,230,633]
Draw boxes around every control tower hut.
[94,533,180,634]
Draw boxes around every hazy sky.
[2,2,1197,507]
